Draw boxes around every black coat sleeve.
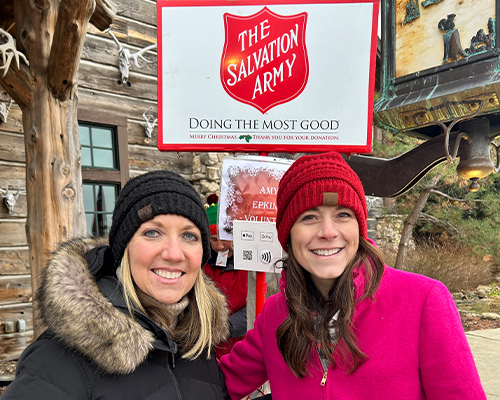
[228,306,247,338]
[2,335,91,400]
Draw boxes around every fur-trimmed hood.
[36,237,228,375]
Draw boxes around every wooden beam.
[0,62,33,109]
[90,0,117,31]
[0,0,15,32]
[47,0,95,101]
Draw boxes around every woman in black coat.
[2,170,230,400]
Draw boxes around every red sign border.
[157,0,379,154]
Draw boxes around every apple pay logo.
[241,230,254,241]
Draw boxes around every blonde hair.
[118,247,228,360]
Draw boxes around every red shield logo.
[221,7,308,114]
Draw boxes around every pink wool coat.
[220,265,486,400]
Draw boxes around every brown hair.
[276,237,384,377]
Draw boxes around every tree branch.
[430,189,485,202]
[47,0,95,101]
[417,212,462,238]
[0,61,33,109]
[90,0,116,31]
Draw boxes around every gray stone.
[187,173,205,182]
[199,153,220,166]
[192,156,201,174]
[453,292,466,301]
[480,313,500,320]
[206,166,220,181]
[200,181,220,194]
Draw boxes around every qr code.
[243,250,252,261]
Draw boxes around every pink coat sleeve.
[220,298,271,400]
[419,280,486,399]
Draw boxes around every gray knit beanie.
[108,170,210,267]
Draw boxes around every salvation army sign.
[157,0,379,153]
[221,7,308,113]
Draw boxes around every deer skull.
[143,107,158,138]
[105,29,157,83]
[0,187,26,214]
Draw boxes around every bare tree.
[394,174,442,270]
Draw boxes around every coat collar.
[36,238,164,374]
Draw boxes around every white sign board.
[233,220,283,273]
[157,0,379,153]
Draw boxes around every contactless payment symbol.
[221,7,309,113]
[260,250,273,264]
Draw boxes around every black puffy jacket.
[2,238,230,400]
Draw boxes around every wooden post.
[0,0,115,337]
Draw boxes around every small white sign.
[233,220,283,273]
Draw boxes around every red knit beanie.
[276,152,367,250]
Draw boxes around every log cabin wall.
[0,0,228,361]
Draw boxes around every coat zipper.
[167,354,182,400]
[320,370,328,386]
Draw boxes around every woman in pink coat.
[220,152,486,400]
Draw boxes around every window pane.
[102,186,117,208]
[86,214,95,236]
[91,127,113,148]
[83,183,119,237]
[81,147,92,167]
[93,149,115,168]
[105,214,113,234]
[79,126,90,146]
[82,184,95,212]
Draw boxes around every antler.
[105,28,156,83]
[130,44,157,68]
[0,28,29,78]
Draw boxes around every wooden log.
[87,16,157,49]
[0,331,34,361]
[0,132,25,163]
[78,87,156,118]
[0,248,30,275]
[81,34,157,77]
[0,222,27,247]
[0,165,25,179]
[0,1,15,32]
[47,0,95,101]
[0,62,33,110]
[0,275,31,304]
[128,146,193,174]
[127,119,158,146]
[14,0,87,319]
[111,0,156,26]
[77,61,157,100]
[89,0,117,32]
[0,104,24,134]
[0,302,33,334]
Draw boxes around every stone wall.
[188,152,226,201]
